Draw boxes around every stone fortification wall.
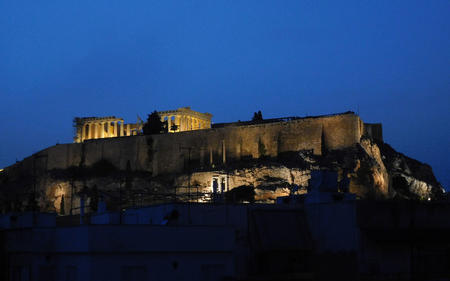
[9,113,364,177]
[363,123,383,142]
[150,113,362,175]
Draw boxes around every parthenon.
[73,117,141,143]
[73,107,212,142]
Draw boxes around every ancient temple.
[158,107,212,132]
[72,117,141,143]
[73,107,212,142]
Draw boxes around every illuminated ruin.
[73,107,212,142]
[158,106,212,132]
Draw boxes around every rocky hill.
[0,138,444,214]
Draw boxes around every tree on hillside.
[143,111,167,135]
[252,110,263,122]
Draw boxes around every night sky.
[1,1,449,190]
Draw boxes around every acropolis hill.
[0,107,444,214]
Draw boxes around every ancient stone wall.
[9,113,364,177]
[363,123,383,142]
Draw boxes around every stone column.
[98,123,102,138]
[97,123,101,138]
[91,123,95,139]
[100,122,105,138]
[114,121,118,137]
[91,123,96,139]
[119,121,124,137]
[126,124,131,136]
[87,124,91,139]
[108,122,113,137]
[167,116,172,132]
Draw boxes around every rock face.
[310,138,444,200]
[0,139,444,213]
[179,166,311,203]
[181,138,444,203]
[376,141,444,200]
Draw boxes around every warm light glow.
[54,184,66,197]
[0,169,3,173]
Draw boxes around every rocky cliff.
[0,138,444,214]
[182,137,444,203]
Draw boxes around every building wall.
[3,225,235,281]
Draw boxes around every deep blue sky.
[1,1,449,190]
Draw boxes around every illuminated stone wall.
[23,112,365,176]
[2,112,385,212]
[363,123,383,142]
[149,112,362,175]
